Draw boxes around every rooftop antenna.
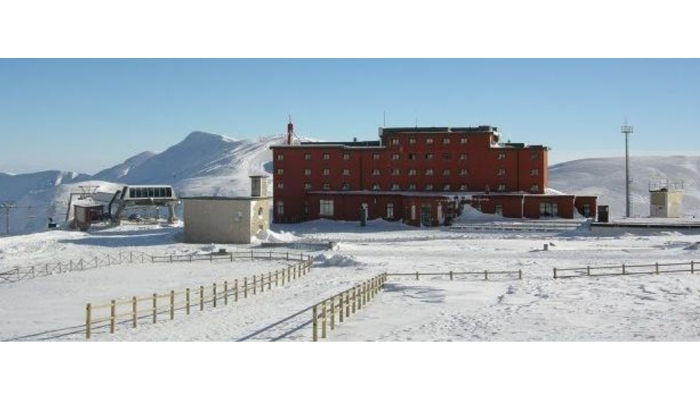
[621,118,634,218]
[414,118,418,128]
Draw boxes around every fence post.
[186,288,190,315]
[416,271,419,281]
[655,263,659,275]
[224,281,228,305]
[518,270,522,280]
[86,303,92,340]
[130,251,133,263]
[312,305,318,342]
[339,294,344,323]
[152,293,157,324]
[244,277,248,298]
[553,268,558,279]
[269,250,272,260]
[352,288,357,314]
[213,283,217,307]
[253,275,257,295]
[622,264,626,275]
[450,271,453,281]
[321,301,327,339]
[484,270,489,281]
[286,252,289,261]
[587,266,591,277]
[170,255,173,263]
[110,300,116,334]
[251,250,254,261]
[132,296,138,328]
[261,274,265,293]
[345,291,350,318]
[294,265,297,280]
[358,285,363,310]
[230,253,233,262]
[275,270,279,287]
[170,290,175,320]
[692,261,695,274]
[330,296,336,330]
[268,272,272,290]
[199,286,204,311]
[189,254,192,263]
[94,256,98,268]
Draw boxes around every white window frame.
[319,200,334,217]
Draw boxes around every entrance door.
[421,204,432,227]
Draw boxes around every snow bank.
[314,252,364,267]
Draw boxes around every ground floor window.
[277,201,284,216]
[320,199,334,217]
[583,204,591,217]
[386,203,394,219]
[540,202,558,218]
[495,204,503,216]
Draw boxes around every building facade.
[271,125,596,226]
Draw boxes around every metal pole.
[622,122,633,218]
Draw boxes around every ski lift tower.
[622,121,633,218]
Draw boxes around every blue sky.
[1,58,698,174]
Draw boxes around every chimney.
[287,119,294,145]
[250,175,267,197]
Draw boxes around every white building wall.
[184,198,270,244]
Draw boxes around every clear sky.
[1,58,699,174]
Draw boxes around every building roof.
[182,196,272,201]
[380,126,498,134]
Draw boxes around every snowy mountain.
[2,130,700,235]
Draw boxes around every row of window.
[127,187,173,199]
[278,167,540,177]
[277,151,540,161]
[277,181,540,192]
[390,137,468,145]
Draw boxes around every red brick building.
[271,124,596,226]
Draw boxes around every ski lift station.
[182,176,271,244]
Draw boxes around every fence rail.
[85,256,313,339]
[387,269,522,281]
[311,273,387,342]
[553,261,697,279]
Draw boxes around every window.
[459,153,467,160]
[540,202,558,218]
[277,201,284,216]
[408,153,417,160]
[425,184,434,191]
[497,184,506,191]
[391,138,399,145]
[530,168,539,176]
[323,153,330,160]
[234,210,243,222]
[343,153,350,160]
[342,183,351,191]
[425,153,434,160]
[583,204,591,217]
[277,168,284,175]
[304,169,311,176]
[530,184,540,192]
[372,169,380,176]
[323,168,330,176]
[342,169,350,176]
[409,138,416,144]
[277,183,284,189]
[443,138,451,144]
[411,204,417,220]
[258,207,264,217]
[304,153,311,160]
[426,138,434,144]
[392,154,400,160]
[425,169,434,176]
[442,169,451,176]
[498,152,506,160]
[276,154,284,161]
[320,200,334,217]
[373,153,380,160]
[497,168,506,176]
[386,203,394,219]
[459,169,468,176]
[391,168,400,176]
[304,183,312,190]
[459,184,468,191]
[443,184,451,191]
[408,184,417,191]
[442,153,451,160]
[371,183,380,191]
[495,204,503,216]
[408,169,417,176]
[460,138,468,144]
[323,183,330,191]
[531,152,540,160]
[391,184,400,191]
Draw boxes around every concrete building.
[183,176,271,244]
[271,124,597,226]
[650,188,683,218]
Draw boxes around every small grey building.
[183,176,271,244]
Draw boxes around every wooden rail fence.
[0,250,311,284]
[311,273,388,342]
[386,269,522,281]
[553,260,697,279]
[85,256,313,339]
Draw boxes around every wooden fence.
[85,257,313,339]
[0,252,151,284]
[311,273,387,342]
[386,269,522,281]
[553,260,697,279]
[0,250,311,284]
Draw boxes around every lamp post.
[621,121,633,218]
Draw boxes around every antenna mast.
[287,115,294,145]
[621,119,633,218]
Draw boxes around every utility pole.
[621,121,633,218]
[0,201,17,235]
